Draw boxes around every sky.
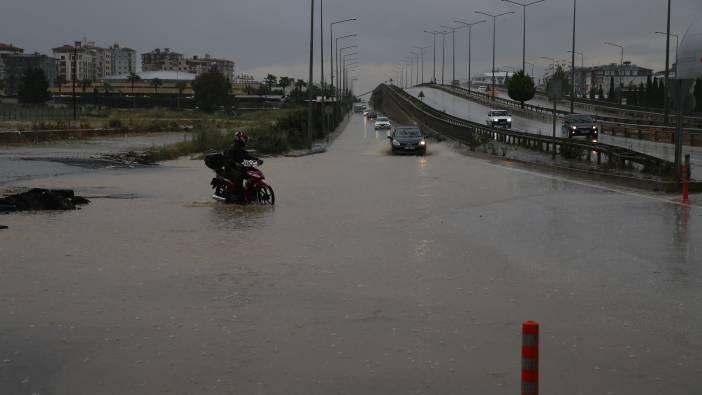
[2,0,701,95]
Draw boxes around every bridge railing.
[375,84,674,177]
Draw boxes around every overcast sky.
[2,0,701,94]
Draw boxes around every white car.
[486,110,512,128]
[374,116,392,130]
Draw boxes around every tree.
[80,78,92,93]
[264,74,277,92]
[294,79,307,95]
[278,76,291,94]
[507,70,535,108]
[103,81,113,94]
[17,67,50,104]
[192,68,230,113]
[150,78,162,95]
[608,76,616,102]
[175,81,187,109]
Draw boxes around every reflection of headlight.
[419,140,426,146]
[392,139,401,146]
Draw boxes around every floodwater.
[407,87,702,175]
[1,116,701,394]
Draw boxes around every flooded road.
[1,116,701,394]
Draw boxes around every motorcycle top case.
[204,153,225,170]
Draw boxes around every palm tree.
[150,78,162,96]
[175,81,187,109]
[103,81,113,94]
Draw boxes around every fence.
[0,103,78,121]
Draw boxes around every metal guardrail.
[376,84,674,176]
[430,84,702,130]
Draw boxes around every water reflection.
[208,203,274,231]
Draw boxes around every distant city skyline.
[1,0,700,94]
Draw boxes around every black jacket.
[224,143,257,166]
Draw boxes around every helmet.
[234,131,249,145]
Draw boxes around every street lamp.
[501,0,545,74]
[308,0,315,145]
[664,0,672,124]
[441,25,464,85]
[604,41,624,102]
[454,19,486,92]
[567,50,584,98]
[339,44,358,102]
[569,0,577,113]
[330,18,357,96]
[403,56,414,87]
[655,31,679,77]
[424,30,444,83]
[475,10,515,100]
[414,46,431,84]
[525,61,535,77]
[72,40,80,120]
[437,30,449,85]
[336,35,357,101]
[410,51,421,86]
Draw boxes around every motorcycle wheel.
[256,185,275,205]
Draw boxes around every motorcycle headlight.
[392,139,401,146]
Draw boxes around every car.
[388,126,427,155]
[367,111,378,120]
[561,114,598,139]
[353,103,365,113]
[486,110,512,128]
[374,116,392,130]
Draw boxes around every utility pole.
[72,41,79,120]
[476,10,515,100]
[455,20,486,93]
[307,0,315,146]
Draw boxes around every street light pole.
[410,51,420,86]
[664,0,671,124]
[338,44,357,103]
[455,20,486,93]
[439,31,447,85]
[441,25,463,85]
[570,0,576,113]
[72,41,79,120]
[330,18,356,123]
[604,41,624,103]
[414,46,430,84]
[656,32,679,75]
[501,0,545,74]
[424,30,439,83]
[476,10,515,100]
[525,61,535,77]
[307,0,315,145]
[567,50,584,98]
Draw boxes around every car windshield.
[395,128,421,138]
[491,111,509,116]
[567,115,594,123]
[377,117,389,122]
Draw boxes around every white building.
[53,42,95,82]
[186,54,235,80]
[52,39,136,82]
[470,70,515,87]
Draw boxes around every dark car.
[562,114,598,139]
[367,111,378,120]
[389,126,427,155]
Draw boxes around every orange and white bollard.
[522,321,539,395]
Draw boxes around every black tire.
[257,185,275,205]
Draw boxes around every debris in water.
[0,189,90,212]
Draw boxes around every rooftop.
[0,43,24,52]
[103,70,197,81]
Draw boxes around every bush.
[107,118,124,129]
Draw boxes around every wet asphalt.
[407,87,702,175]
[0,116,701,394]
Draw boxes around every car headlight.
[507,118,512,123]
[419,140,426,146]
[492,118,498,122]
[571,126,577,130]
[592,126,597,130]
[392,139,401,146]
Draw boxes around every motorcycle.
[204,153,275,205]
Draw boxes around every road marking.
[482,159,701,209]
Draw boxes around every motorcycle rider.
[224,131,262,202]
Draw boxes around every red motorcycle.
[205,153,275,205]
